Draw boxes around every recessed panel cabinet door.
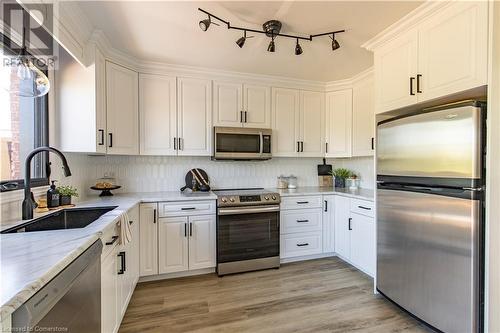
[374,29,418,113]
[213,81,243,127]
[272,88,300,157]
[417,1,488,102]
[188,215,216,270]
[322,195,335,253]
[106,61,139,155]
[325,89,352,158]
[334,195,351,260]
[243,84,271,128]
[350,213,375,277]
[352,76,375,156]
[139,73,177,155]
[101,252,118,333]
[139,203,158,277]
[300,91,325,157]
[158,217,189,274]
[177,77,212,156]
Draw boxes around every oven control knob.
[264,196,269,200]
[221,197,227,203]
[272,195,277,200]
[229,197,235,202]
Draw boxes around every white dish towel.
[119,212,132,245]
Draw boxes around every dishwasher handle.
[12,240,103,329]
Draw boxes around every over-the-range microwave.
[213,127,272,160]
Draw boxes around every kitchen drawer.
[281,208,322,234]
[350,198,374,217]
[101,220,120,259]
[281,195,322,210]
[158,200,216,217]
[281,232,323,258]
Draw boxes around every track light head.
[199,18,211,31]
[236,31,248,48]
[330,34,340,51]
[295,38,303,55]
[267,35,276,53]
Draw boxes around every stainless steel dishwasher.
[12,240,102,332]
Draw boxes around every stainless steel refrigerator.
[376,101,485,333]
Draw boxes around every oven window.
[216,133,260,153]
[217,212,279,263]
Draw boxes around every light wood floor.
[119,257,433,333]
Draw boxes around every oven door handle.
[218,205,280,215]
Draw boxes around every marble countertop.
[0,191,216,321]
[274,186,374,201]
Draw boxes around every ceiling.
[79,1,422,82]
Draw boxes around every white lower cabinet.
[322,195,335,253]
[139,203,158,277]
[188,215,217,270]
[350,212,376,276]
[101,248,118,333]
[281,232,323,258]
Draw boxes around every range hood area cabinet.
[140,74,212,156]
[213,81,271,129]
[373,1,488,113]
[272,88,325,157]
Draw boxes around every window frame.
[0,32,50,193]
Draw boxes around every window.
[1,33,49,192]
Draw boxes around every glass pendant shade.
[7,56,51,97]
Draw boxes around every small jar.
[287,175,297,189]
[277,176,288,189]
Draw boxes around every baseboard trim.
[138,267,215,282]
[280,252,336,264]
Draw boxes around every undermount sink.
[1,206,118,234]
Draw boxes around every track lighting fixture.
[295,38,303,55]
[198,8,345,55]
[330,33,340,51]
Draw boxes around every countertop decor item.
[90,185,121,197]
[180,168,210,192]
[277,176,288,189]
[92,176,120,196]
[331,168,352,188]
[58,185,79,206]
[317,158,333,187]
[346,175,360,190]
[287,175,297,189]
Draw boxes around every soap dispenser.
[47,180,60,208]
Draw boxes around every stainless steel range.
[213,188,281,276]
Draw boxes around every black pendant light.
[330,33,340,51]
[267,35,276,53]
[295,38,303,55]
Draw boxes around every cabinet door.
[188,215,216,270]
[128,206,140,288]
[117,248,129,318]
[272,88,300,157]
[95,48,107,154]
[300,91,325,157]
[106,61,139,155]
[352,76,375,156]
[334,195,351,259]
[374,30,418,113]
[417,1,488,102]
[101,252,118,333]
[325,89,352,158]
[243,84,271,128]
[322,195,335,253]
[350,213,376,277]
[139,73,177,155]
[213,81,243,127]
[158,217,189,274]
[139,203,158,277]
[177,77,212,156]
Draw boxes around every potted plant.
[331,168,352,188]
[58,185,79,206]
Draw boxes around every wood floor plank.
[119,257,434,333]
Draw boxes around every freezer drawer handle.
[296,243,309,247]
[358,206,371,211]
[296,219,309,223]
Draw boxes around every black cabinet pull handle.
[348,217,352,231]
[324,200,328,212]
[358,206,371,210]
[301,141,304,152]
[244,111,248,123]
[297,243,309,247]
[117,251,125,274]
[241,111,244,123]
[179,138,183,151]
[181,207,196,210]
[416,74,422,93]
[108,133,113,147]
[153,208,156,223]
[325,142,328,153]
[174,137,177,150]
[410,77,415,96]
[296,219,309,223]
[184,223,187,237]
[129,220,133,225]
[371,138,374,150]
[98,129,104,145]
[189,223,193,237]
[297,141,300,153]
[296,201,309,204]
[105,235,118,245]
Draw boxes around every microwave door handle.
[259,132,264,156]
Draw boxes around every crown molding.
[362,1,452,51]
[325,67,373,91]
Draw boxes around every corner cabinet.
[106,61,139,155]
[272,88,324,157]
[325,89,352,158]
[373,1,488,113]
[213,81,271,128]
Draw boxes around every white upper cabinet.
[106,61,139,155]
[352,75,375,157]
[272,88,300,157]
[417,1,488,102]
[139,73,177,156]
[374,29,418,113]
[300,91,325,157]
[213,81,271,128]
[372,1,488,113]
[325,89,352,158]
[177,77,212,156]
[243,84,271,128]
[213,81,243,127]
